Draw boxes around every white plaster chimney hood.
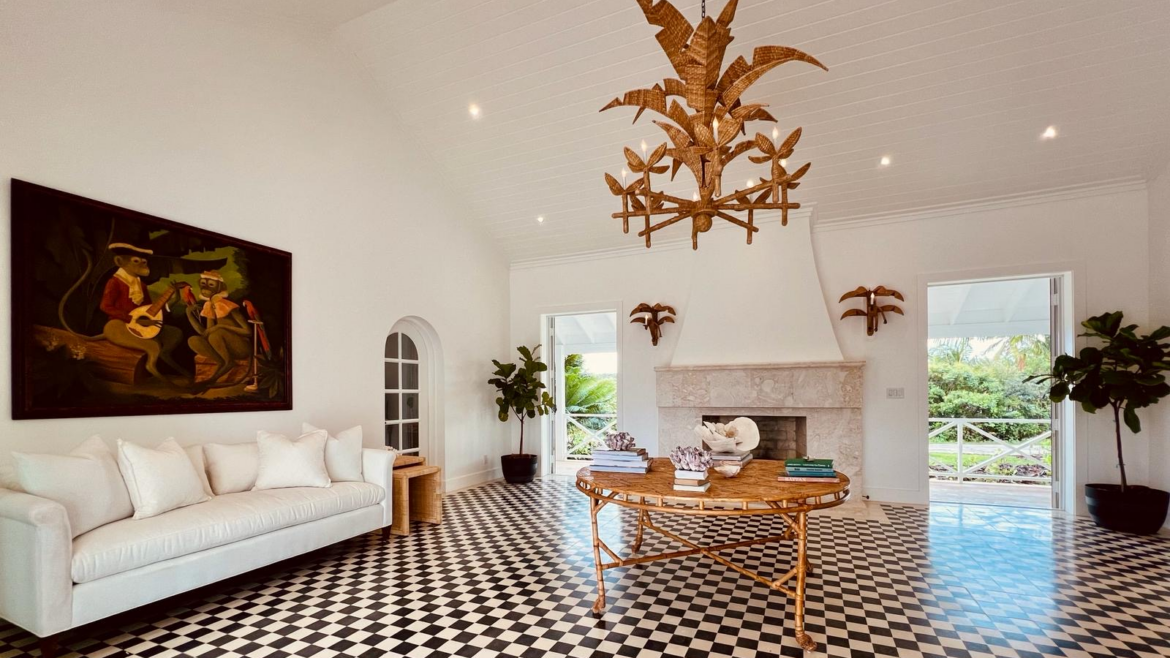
[670,208,844,366]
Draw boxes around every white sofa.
[0,448,394,655]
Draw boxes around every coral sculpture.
[694,417,760,453]
[604,431,636,452]
[669,445,713,472]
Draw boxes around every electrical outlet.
[886,387,905,400]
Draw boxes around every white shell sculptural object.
[694,417,760,453]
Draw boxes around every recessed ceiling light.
[536,215,545,224]
[1042,126,1057,140]
[879,156,891,166]
[780,158,787,168]
[469,103,481,119]
[746,180,754,188]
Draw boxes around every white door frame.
[535,300,625,477]
[389,316,446,490]
[916,262,1084,514]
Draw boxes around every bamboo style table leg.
[792,511,817,652]
[632,506,647,552]
[590,497,608,615]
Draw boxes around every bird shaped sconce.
[839,286,905,336]
[630,303,676,346]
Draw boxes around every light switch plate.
[886,387,905,399]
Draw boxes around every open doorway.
[926,277,1059,509]
[547,311,618,476]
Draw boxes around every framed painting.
[10,179,292,419]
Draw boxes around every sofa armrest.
[0,488,73,637]
[361,449,394,528]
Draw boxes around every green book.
[785,458,834,468]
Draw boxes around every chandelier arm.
[636,210,697,237]
[713,211,761,233]
[612,207,696,219]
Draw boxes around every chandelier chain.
[701,0,706,19]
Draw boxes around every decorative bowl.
[714,463,743,478]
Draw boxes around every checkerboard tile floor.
[2,477,1168,657]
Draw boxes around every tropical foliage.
[928,336,1052,442]
[563,353,617,458]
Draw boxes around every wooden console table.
[390,459,442,537]
[576,458,850,653]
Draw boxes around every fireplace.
[702,415,807,460]
[656,361,865,512]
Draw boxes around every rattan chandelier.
[602,0,827,250]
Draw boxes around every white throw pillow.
[203,442,260,495]
[12,436,134,537]
[303,422,363,482]
[183,445,215,498]
[253,429,330,490]
[0,462,22,492]
[117,439,210,519]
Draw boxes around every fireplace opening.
[701,415,807,460]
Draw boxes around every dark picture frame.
[10,179,293,419]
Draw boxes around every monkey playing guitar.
[123,286,181,340]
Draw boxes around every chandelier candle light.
[602,0,827,250]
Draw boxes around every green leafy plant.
[488,345,556,456]
[1028,312,1170,491]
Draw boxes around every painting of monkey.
[10,179,292,419]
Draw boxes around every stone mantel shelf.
[656,361,865,372]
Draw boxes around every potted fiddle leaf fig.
[489,345,555,484]
[1028,311,1170,534]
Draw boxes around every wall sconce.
[630,303,676,346]
[839,286,904,336]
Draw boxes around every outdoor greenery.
[488,345,555,456]
[928,335,1053,484]
[928,336,1052,441]
[1028,311,1170,491]
[563,353,617,458]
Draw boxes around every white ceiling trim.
[511,178,1144,269]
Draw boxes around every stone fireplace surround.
[656,361,865,511]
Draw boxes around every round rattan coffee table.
[576,458,850,653]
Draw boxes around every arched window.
[385,332,420,454]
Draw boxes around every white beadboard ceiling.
[331,0,1170,261]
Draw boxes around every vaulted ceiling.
[247,1,1170,261]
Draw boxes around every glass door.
[548,312,618,475]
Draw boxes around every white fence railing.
[566,413,617,460]
[928,418,1052,484]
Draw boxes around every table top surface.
[576,458,850,506]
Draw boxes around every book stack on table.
[673,467,710,492]
[710,450,753,467]
[778,458,840,483]
[590,448,650,473]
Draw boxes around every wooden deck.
[930,480,1051,509]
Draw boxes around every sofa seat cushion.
[71,482,384,583]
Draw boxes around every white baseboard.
[445,467,501,493]
[863,487,929,506]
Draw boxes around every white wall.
[0,1,511,490]
[1148,167,1170,526]
[511,185,1151,508]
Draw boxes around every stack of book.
[710,450,753,467]
[591,447,650,473]
[673,468,710,492]
[778,458,839,483]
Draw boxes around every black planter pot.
[1085,483,1170,535]
[501,454,538,484]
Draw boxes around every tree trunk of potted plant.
[1031,312,1170,534]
